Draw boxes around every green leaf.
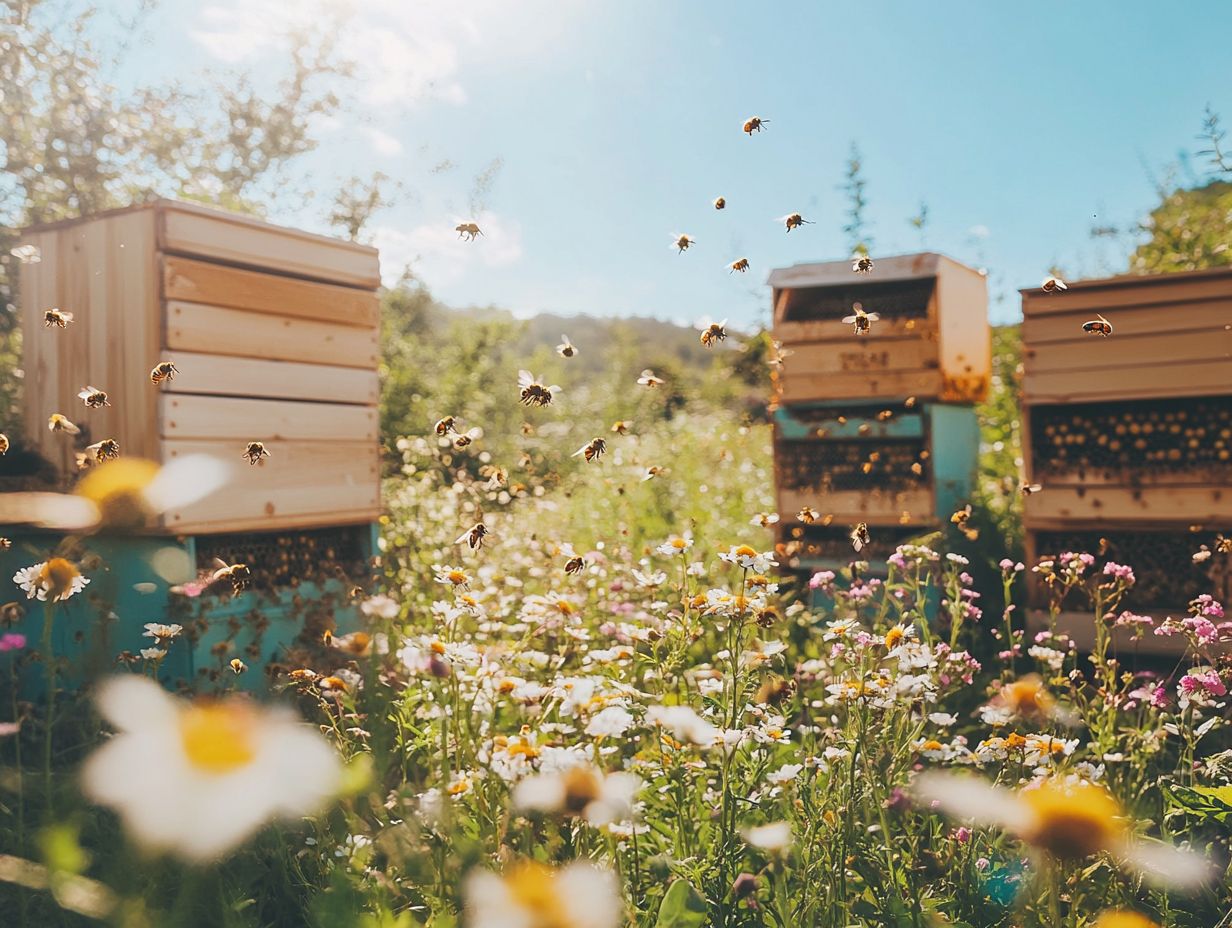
[1162,783,1232,825]
[655,879,708,928]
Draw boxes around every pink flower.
[0,633,26,652]
[1179,670,1226,698]
[1103,562,1136,585]
[953,826,972,843]
[808,570,836,591]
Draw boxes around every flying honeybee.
[1215,534,1232,554]
[910,462,924,476]
[11,243,41,264]
[751,512,780,528]
[0,433,8,455]
[713,196,726,210]
[229,658,247,675]
[573,437,607,463]
[905,396,917,409]
[767,340,793,369]
[207,560,251,596]
[435,415,457,436]
[1082,314,1113,337]
[564,556,586,575]
[777,213,813,233]
[48,413,80,434]
[850,522,871,553]
[611,420,632,435]
[77,385,111,408]
[243,441,271,466]
[700,318,728,347]
[797,506,819,524]
[455,222,483,241]
[519,370,560,407]
[453,427,483,449]
[852,254,874,274]
[85,438,120,464]
[556,335,577,358]
[643,466,666,481]
[1041,275,1068,293]
[150,361,179,385]
[1020,482,1043,496]
[742,116,769,134]
[950,504,973,526]
[456,522,490,550]
[727,257,751,275]
[637,369,665,388]
[842,303,880,335]
[673,234,695,254]
[481,464,508,489]
[43,308,73,328]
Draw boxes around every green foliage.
[655,880,708,928]
[1128,180,1232,274]
[973,324,1025,560]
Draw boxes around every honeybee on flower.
[149,361,179,385]
[842,303,880,335]
[48,413,80,434]
[81,676,342,862]
[913,773,1213,886]
[672,233,695,254]
[573,437,607,463]
[637,369,665,388]
[43,307,73,328]
[556,334,577,358]
[77,385,111,408]
[518,370,560,407]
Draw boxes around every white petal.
[911,771,1033,833]
[511,774,566,814]
[1121,838,1216,888]
[557,864,622,928]
[93,676,178,733]
[0,492,99,530]
[143,455,231,514]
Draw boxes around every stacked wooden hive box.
[769,253,990,566]
[1020,267,1232,652]
[9,199,382,685]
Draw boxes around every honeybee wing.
[717,318,727,329]
[1097,314,1110,325]
[518,369,535,389]
[841,314,858,324]
[864,312,880,321]
[59,311,74,323]
[455,527,475,545]
[78,386,96,400]
[773,215,796,224]
[571,442,592,457]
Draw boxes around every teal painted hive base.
[1,525,377,698]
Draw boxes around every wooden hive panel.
[161,352,379,406]
[1021,268,1232,405]
[161,439,380,534]
[776,487,934,527]
[160,395,378,443]
[158,200,380,288]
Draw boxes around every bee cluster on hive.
[195,527,370,592]
[775,439,928,493]
[1030,396,1232,481]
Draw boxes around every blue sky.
[115,0,1232,327]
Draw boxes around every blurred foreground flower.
[913,772,1213,887]
[13,558,90,602]
[512,765,641,826]
[0,456,228,531]
[82,676,341,862]
[1094,912,1160,928]
[466,860,621,928]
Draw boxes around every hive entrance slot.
[781,279,934,323]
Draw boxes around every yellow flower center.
[179,702,256,774]
[39,558,81,598]
[1002,675,1055,718]
[448,570,468,585]
[884,627,904,650]
[733,545,758,558]
[921,739,943,752]
[506,741,540,760]
[1020,779,1124,860]
[505,862,570,928]
[75,458,161,528]
[670,537,688,549]
[1094,913,1160,928]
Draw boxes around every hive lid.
[767,252,980,289]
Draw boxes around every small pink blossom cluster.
[0,632,26,652]
[1179,669,1226,699]
[1102,561,1136,585]
[808,570,836,593]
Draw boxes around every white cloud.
[362,127,404,157]
[190,0,482,108]
[371,212,523,287]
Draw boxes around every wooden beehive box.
[1021,267,1232,529]
[769,252,990,405]
[1020,267,1232,649]
[18,199,382,535]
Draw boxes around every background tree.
[840,142,872,257]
